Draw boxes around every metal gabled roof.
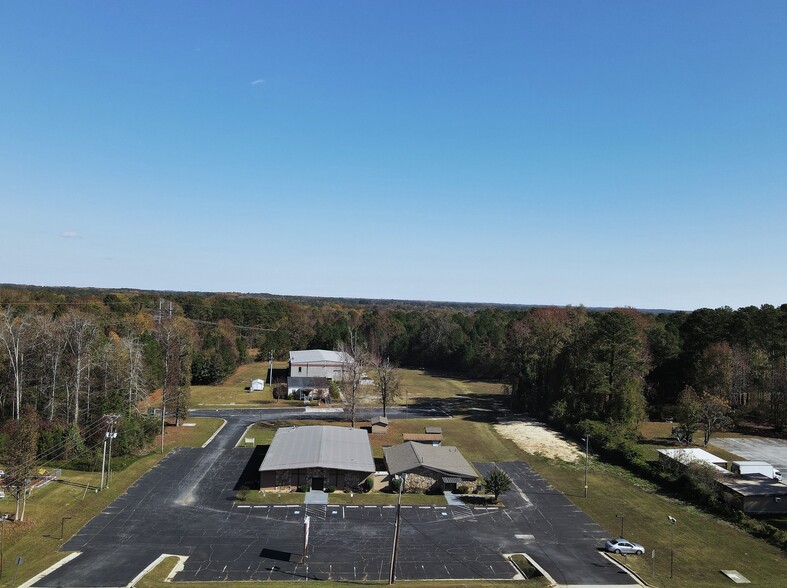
[259,426,374,474]
[289,349,352,364]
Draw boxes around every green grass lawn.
[525,454,787,587]
[242,416,522,463]
[5,417,223,588]
[191,361,305,408]
[193,364,504,411]
[398,368,502,401]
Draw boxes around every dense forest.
[1,285,786,510]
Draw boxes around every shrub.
[273,384,288,400]
[483,468,512,500]
[455,485,469,494]
[362,476,374,492]
[236,485,250,501]
[297,484,308,493]
[325,485,336,493]
[389,477,402,493]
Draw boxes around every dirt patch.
[494,419,582,462]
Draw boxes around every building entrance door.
[312,477,324,491]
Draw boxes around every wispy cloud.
[251,79,265,86]
[61,231,81,239]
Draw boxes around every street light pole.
[668,515,677,578]
[583,436,589,498]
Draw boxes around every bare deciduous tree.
[64,312,97,425]
[372,354,401,417]
[337,329,370,428]
[121,335,145,411]
[35,314,67,421]
[156,317,195,427]
[5,404,39,521]
[0,307,36,420]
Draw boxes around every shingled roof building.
[259,426,375,492]
[384,441,478,493]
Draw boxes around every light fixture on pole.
[667,515,677,578]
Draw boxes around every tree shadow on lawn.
[403,393,511,424]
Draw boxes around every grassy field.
[242,416,522,464]
[5,417,223,588]
[193,364,503,410]
[525,454,787,587]
[398,368,502,401]
[191,361,302,407]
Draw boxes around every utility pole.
[268,350,274,402]
[389,473,406,584]
[100,431,108,490]
[302,515,310,563]
[106,415,119,488]
[99,415,119,490]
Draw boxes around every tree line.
[2,287,786,470]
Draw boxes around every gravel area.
[494,418,582,462]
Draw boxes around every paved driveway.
[711,437,787,478]
[33,409,636,586]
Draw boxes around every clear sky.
[2,2,786,310]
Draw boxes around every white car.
[605,538,645,555]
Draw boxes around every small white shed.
[250,379,265,392]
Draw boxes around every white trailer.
[731,461,782,481]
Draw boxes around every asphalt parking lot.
[711,437,787,478]
[33,409,636,586]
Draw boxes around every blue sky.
[2,2,786,310]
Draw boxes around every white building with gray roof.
[259,425,374,492]
[289,349,351,380]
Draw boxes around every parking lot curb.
[18,552,82,588]
[127,553,189,586]
[504,552,557,586]
[201,418,227,448]
[600,551,658,587]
